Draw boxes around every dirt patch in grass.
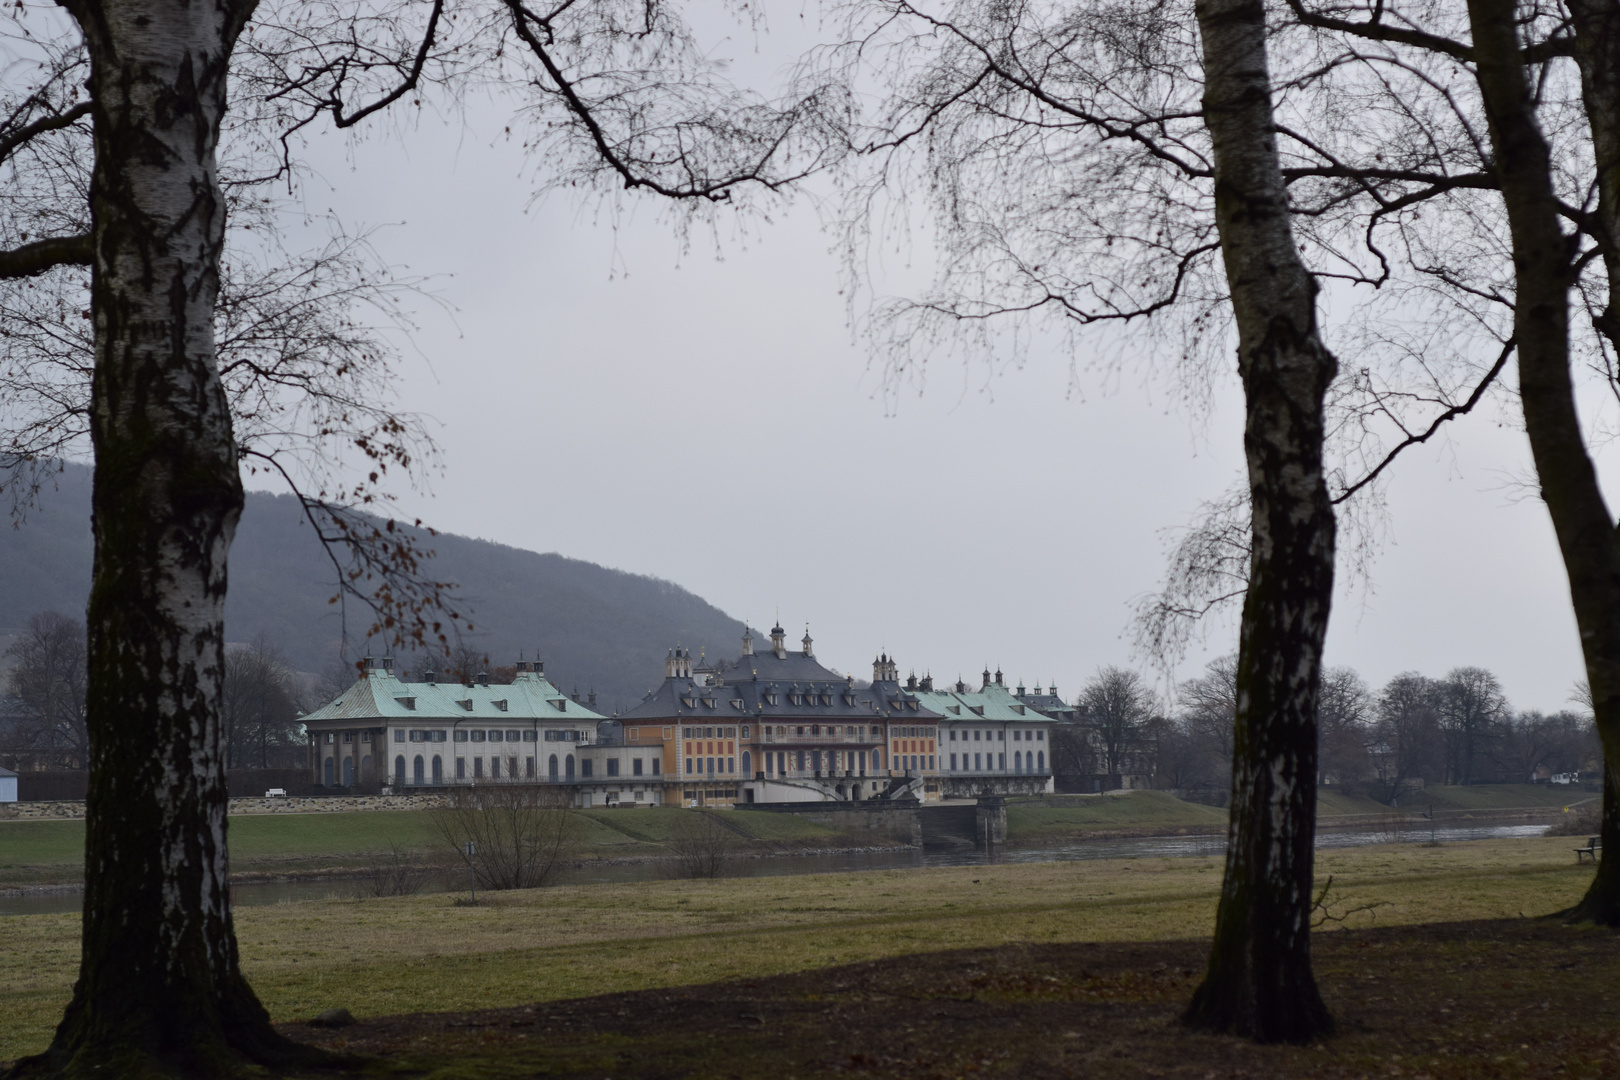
[286,919,1620,1079]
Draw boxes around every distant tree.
[1495,711,1595,784]
[669,811,739,878]
[1081,667,1155,780]
[1179,656,1239,769]
[3,611,88,769]
[432,784,578,892]
[1375,674,1444,790]
[1436,668,1510,785]
[220,635,302,770]
[1317,668,1373,787]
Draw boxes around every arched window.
[456,757,466,780]
[1014,751,1022,773]
[324,757,335,786]
[360,754,371,780]
[1037,751,1045,771]
[565,754,575,779]
[432,755,443,784]
[549,754,559,780]
[741,750,751,776]
[394,755,405,784]
[413,755,425,785]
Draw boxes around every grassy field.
[0,807,857,887]
[1005,790,1229,837]
[0,833,1594,1065]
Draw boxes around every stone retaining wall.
[0,793,448,820]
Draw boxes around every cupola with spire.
[802,624,814,657]
[770,622,787,659]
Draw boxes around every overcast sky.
[267,30,1605,716]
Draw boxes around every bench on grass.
[1576,836,1601,863]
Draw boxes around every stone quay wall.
[0,793,448,820]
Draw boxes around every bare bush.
[354,842,437,898]
[430,784,577,892]
[669,811,738,879]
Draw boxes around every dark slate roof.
[619,657,942,725]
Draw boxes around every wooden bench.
[1576,836,1601,863]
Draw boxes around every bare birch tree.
[0,1,835,1073]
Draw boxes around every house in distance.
[299,622,1059,806]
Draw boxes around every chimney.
[906,672,917,691]
[572,687,581,703]
[588,689,597,707]
[423,669,436,685]
[477,671,489,687]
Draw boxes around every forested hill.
[0,464,744,713]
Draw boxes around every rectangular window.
[929,755,934,770]
[652,759,661,775]
[741,726,750,738]
[686,757,693,774]
[474,758,484,778]
[508,756,518,777]
[391,730,402,743]
[471,731,485,743]
[506,731,520,742]
[728,757,735,774]
[361,731,372,743]
[633,758,644,776]
[408,730,422,743]
[454,730,468,742]
[1038,731,1045,741]
[526,756,535,777]
[523,730,537,742]
[342,732,352,743]
[456,757,466,779]
[974,730,981,741]
[999,753,1006,769]
[629,728,640,741]
[607,759,619,777]
[491,757,501,779]
[974,753,982,770]
[950,753,957,770]
[488,730,501,741]
[582,760,593,778]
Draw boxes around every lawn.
[0,806,855,887]
[1005,791,1229,838]
[0,833,1594,1065]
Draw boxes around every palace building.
[300,623,1054,806]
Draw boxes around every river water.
[0,821,1552,917]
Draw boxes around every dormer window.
[395,697,417,710]
[703,698,716,709]
[457,699,474,711]
[731,699,745,710]
[495,699,509,712]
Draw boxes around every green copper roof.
[914,682,1059,723]
[301,667,606,725]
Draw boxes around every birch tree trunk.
[6,0,324,1072]
[1551,0,1620,927]
[1182,0,1337,1042]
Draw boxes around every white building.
[913,677,1056,796]
[300,657,608,789]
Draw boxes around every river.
[0,821,1553,917]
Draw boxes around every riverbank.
[0,834,1592,1065]
[0,787,1585,890]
